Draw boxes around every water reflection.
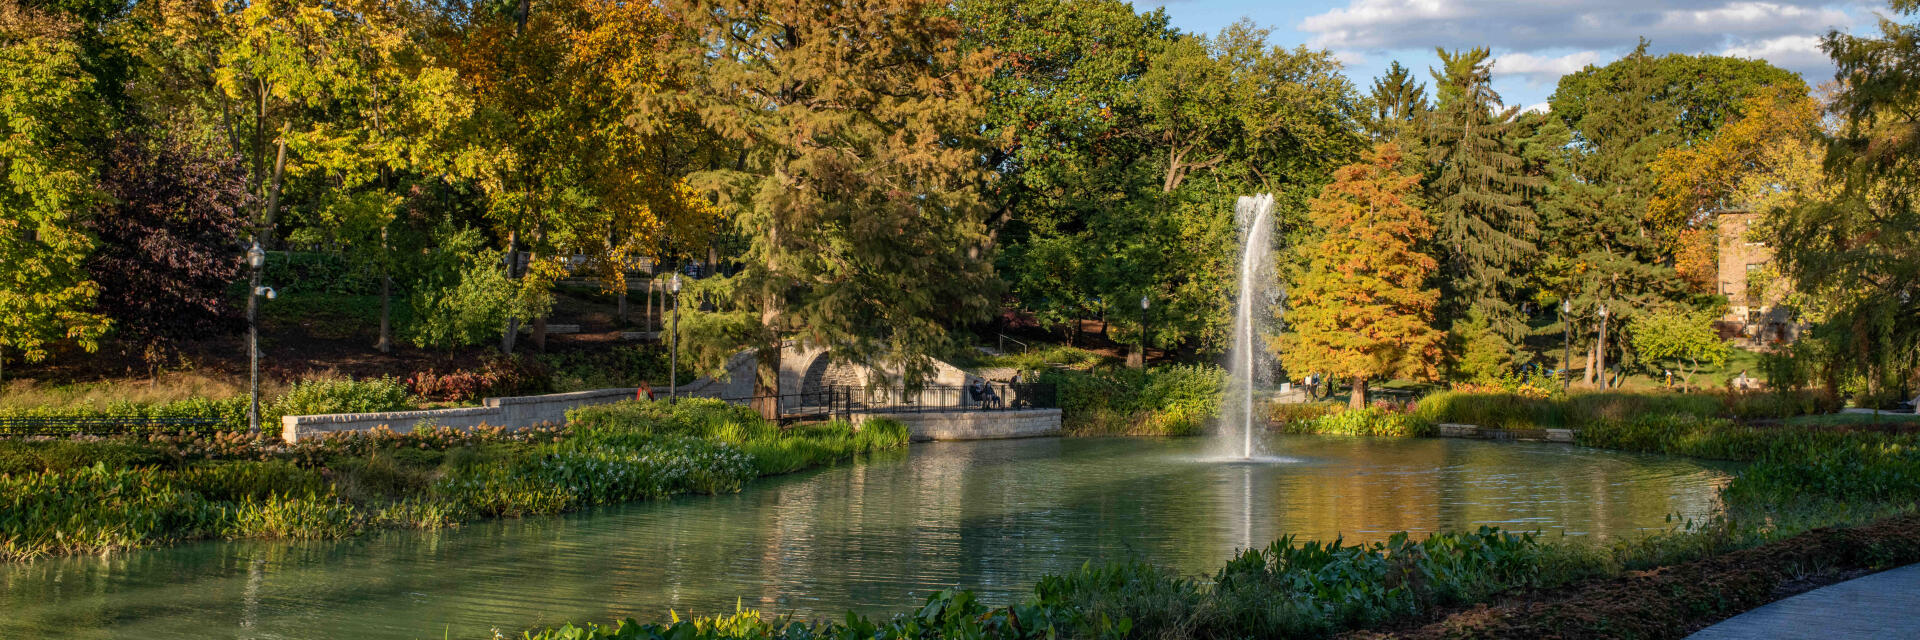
[0,435,1732,639]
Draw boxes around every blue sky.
[1146,0,1885,110]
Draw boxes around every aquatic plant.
[0,400,910,562]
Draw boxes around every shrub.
[268,377,415,418]
[407,356,551,402]
[1042,364,1225,436]
[1413,390,1837,430]
[1284,407,1434,437]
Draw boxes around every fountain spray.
[1227,194,1277,460]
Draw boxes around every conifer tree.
[669,0,998,415]
[1281,143,1443,408]
[1365,61,1430,144]
[1422,48,1539,351]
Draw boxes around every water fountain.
[1222,193,1278,460]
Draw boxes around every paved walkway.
[1687,562,1920,639]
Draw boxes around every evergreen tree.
[1281,143,1443,409]
[1365,61,1429,144]
[669,0,998,415]
[1422,48,1539,350]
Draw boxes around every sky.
[1146,0,1887,111]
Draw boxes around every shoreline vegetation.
[519,385,1918,640]
[0,399,908,562]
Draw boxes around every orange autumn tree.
[1281,143,1443,408]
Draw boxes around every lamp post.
[669,273,682,401]
[246,242,270,436]
[1135,295,1150,369]
[1561,299,1573,391]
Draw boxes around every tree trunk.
[616,286,628,327]
[529,248,546,352]
[1584,340,1597,386]
[1350,376,1369,410]
[376,225,392,354]
[501,230,521,354]
[1596,310,1610,390]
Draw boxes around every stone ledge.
[857,409,1062,442]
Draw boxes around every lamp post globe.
[247,242,265,270]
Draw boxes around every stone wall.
[857,409,1061,442]
[280,405,511,443]
[281,388,644,443]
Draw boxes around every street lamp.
[669,273,682,401]
[1561,299,1573,391]
[246,242,269,437]
[1136,295,1150,369]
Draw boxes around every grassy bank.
[524,392,1918,640]
[0,399,907,562]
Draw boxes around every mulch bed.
[1345,512,1920,640]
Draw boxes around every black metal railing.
[0,416,224,438]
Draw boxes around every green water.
[0,435,1733,639]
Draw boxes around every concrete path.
[1687,563,1920,639]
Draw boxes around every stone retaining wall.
[1436,422,1576,443]
[857,409,1062,442]
[280,388,643,443]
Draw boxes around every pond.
[0,435,1734,639]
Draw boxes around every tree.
[0,6,111,378]
[1769,0,1920,399]
[1630,308,1731,386]
[1552,46,1803,147]
[1647,87,1828,248]
[88,134,252,365]
[1364,61,1429,144]
[669,0,1000,416]
[957,0,1173,342]
[1423,47,1540,346]
[1549,42,1691,387]
[436,0,713,354]
[1280,143,1443,408]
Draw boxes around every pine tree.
[1281,143,1443,408]
[1365,61,1430,144]
[1423,48,1539,350]
[670,0,998,416]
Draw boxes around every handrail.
[997,334,1029,354]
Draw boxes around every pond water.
[0,435,1734,639]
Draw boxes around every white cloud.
[1494,51,1608,84]
[1721,34,1832,72]
[1299,0,1860,79]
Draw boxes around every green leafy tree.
[955,0,1175,341]
[0,8,110,378]
[1280,143,1443,408]
[1769,0,1920,398]
[669,0,1000,414]
[1423,48,1540,346]
[1629,308,1731,386]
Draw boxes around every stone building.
[1715,209,1798,346]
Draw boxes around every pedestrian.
[637,381,655,402]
